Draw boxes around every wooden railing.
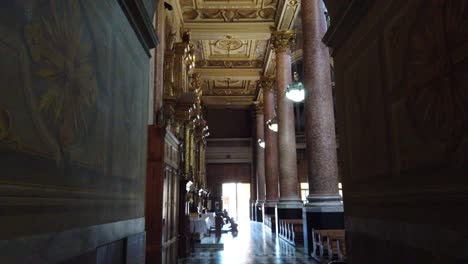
[311,229,346,262]
[264,214,276,233]
[278,219,304,245]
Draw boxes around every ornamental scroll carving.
[196,60,264,68]
[183,8,276,22]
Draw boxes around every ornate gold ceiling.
[176,0,300,108]
[181,0,278,22]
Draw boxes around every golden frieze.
[183,8,276,22]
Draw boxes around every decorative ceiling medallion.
[215,36,244,51]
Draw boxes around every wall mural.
[0,0,150,239]
[24,0,98,167]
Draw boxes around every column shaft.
[276,52,300,202]
[255,110,266,203]
[302,0,340,202]
[263,85,279,204]
[271,30,301,205]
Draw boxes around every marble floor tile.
[179,221,318,264]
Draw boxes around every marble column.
[260,77,279,205]
[260,76,279,232]
[255,103,266,222]
[270,30,302,206]
[303,0,341,206]
[301,0,344,255]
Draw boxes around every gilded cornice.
[270,30,296,53]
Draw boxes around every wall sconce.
[257,139,265,148]
[266,116,278,132]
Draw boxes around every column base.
[277,199,303,208]
[306,194,342,207]
[302,198,344,255]
[263,201,277,233]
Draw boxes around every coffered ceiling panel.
[181,0,278,22]
[203,79,256,95]
[177,0,296,108]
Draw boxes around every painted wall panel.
[0,0,155,262]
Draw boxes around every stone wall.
[0,0,157,262]
[324,0,468,262]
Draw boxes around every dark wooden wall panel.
[205,109,252,138]
[206,163,251,196]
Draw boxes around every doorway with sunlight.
[222,183,250,222]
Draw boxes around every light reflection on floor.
[179,221,318,264]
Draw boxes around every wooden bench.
[278,219,304,245]
[311,229,346,262]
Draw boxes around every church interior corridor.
[0,0,466,263]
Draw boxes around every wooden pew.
[311,229,346,261]
[278,219,304,245]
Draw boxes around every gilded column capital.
[270,30,296,54]
[254,102,264,115]
[258,76,275,92]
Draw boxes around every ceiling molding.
[184,22,273,40]
[195,68,262,80]
[275,0,301,31]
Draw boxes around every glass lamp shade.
[266,117,278,132]
[186,181,193,192]
[286,81,305,102]
[257,139,265,149]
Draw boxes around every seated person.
[223,209,230,224]
[229,217,238,233]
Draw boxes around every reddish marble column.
[271,30,302,206]
[302,0,341,205]
[255,104,266,204]
[260,77,279,206]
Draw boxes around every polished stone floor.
[179,221,319,264]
